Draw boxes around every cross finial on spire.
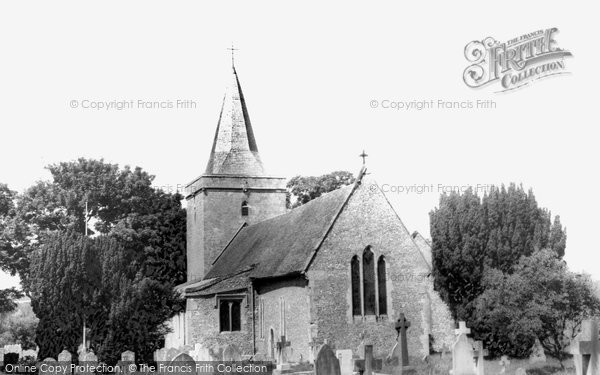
[359,150,368,165]
[227,43,238,68]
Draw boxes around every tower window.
[241,201,249,216]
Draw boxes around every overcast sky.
[1,0,599,289]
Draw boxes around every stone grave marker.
[472,340,487,375]
[315,344,340,375]
[388,313,416,374]
[0,348,5,365]
[498,355,510,374]
[570,319,599,375]
[354,345,382,375]
[223,344,242,361]
[121,350,135,362]
[190,344,212,362]
[155,348,167,362]
[276,334,291,370]
[166,348,180,362]
[452,322,476,375]
[335,349,353,375]
[528,337,546,365]
[39,357,57,375]
[57,350,73,375]
[172,353,196,375]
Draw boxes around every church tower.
[185,65,287,281]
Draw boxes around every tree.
[286,171,355,208]
[473,249,600,364]
[0,183,25,314]
[29,232,181,363]
[429,184,567,322]
[0,301,38,349]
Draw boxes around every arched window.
[377,255,387,315]
[362,247,376,315]
[351,256,361,315]
[241,201,249,216]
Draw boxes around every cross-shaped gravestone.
[276,335,291,370]
[455,321,471,336]
[570,319,599,375]
[354,345,382,375]
[472,341,487,375]
[394,313,411,367]
[498,355,510,374]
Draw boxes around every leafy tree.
[429,184,567,322]
[0,301,38,349]
[0,288,23,314]
[287,171,355,208]
[473,250,600,364]
[0,183,25,314]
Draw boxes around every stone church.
[166,63,454,363]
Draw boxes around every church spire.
[205,65,266,176]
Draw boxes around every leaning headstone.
[222,344,242,361]
[316,344,340,375]
[336,349,353,375]
[57,350,73,375]
[528,337,546,365]
[570,319,599,375]
[452,322,476,375]
[498,356,510,374]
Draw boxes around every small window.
[351,256,361,315]
[363,247,376,315]
[219,300,241,332]
[377,255,387,315]
[241,201,249,216]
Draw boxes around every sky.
[1,0,599,289]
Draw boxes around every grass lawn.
[401,354,576,375]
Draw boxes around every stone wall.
[186,293,254,356]
[254,278,311,363]
[306,176,441,361]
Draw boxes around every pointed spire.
[205,66,266,176]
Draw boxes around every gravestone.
[166,348,180,362]
[570,319,599,375]
[451,322,476,375]
[498,356,510,374]
[335,349,353,375]
[515,368,526,375]
[155,348,167,362]
[354,345,382,375]
[58,350,73,375]
[388,313,416,374]
[222,344,242,361]
[39,358,57,375]
[0,348,4,365]
[190,344,212,361]
[315,344,340,375]
[276,335,291,370]
[472,341,487,375]
[528,337,546,365]
[172,353,196,375]
[121,350,135,362]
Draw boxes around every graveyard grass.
[408,354,576,375]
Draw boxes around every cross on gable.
[359,150,368,165]
[455,321,471,336]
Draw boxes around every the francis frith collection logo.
[463,28,572,92]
